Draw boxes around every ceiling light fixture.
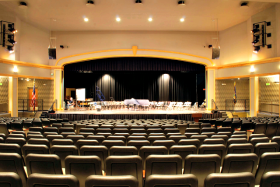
[180,17,185,22]
[135,0,142,4]
[116,17,121,22]
[178,1,185,5]
[19,1,28,9]
[148,17,153,22]
[250,65,256,72]
[12,66,18,73]
[84,17,89,22]
[240,1,249,8]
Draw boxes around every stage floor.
[55,109,211,115]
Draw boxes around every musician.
[67,97,75,109]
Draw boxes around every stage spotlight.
[8,24,17,33]
[252,35,259,45]
[135,0,142,4]
[7,45,13,52]
[8,35,16,44]
[148,17,153,22]
[178,1,185,5]
[116,17,121,22]
[253,46,260,53]
[180,17,185,22]
[251,24,259,33]
[208,45,212,48]
[84,17,89,22]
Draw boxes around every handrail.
[212,99,218,110]
[49,99,57,112]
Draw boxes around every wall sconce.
[250,65,255,72]
[12,65,18,72]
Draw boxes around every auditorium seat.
[79,132,94,137]
[113,128,129,134]
[0,172,22,187]
[227,143,254,154]
[254,123,267,134]
[29,127,43,133]
[5,137,26,147]
[272,136,280,147]
[233,131,247,135]
[87,135,106,144]
[190,135,208,146]
[250,137,270,146]
[130,128,146,134]
[66,135,85,144]
[139,146,168,169]
[59,127,75,134]
[186,128,200,134]
[204,173,255,187]
[217,132,232,136]
[43,132,58,137]
[178,139,200,148]
[145,155,182,178]
[11,122,23,131]
[107,135,126,142]
[105,155,142,187]
[65,155,102,187]
[231,134,247,139]
[50,145,78,167]
[27,173,79,187]
[170,145,197,167]
[255,152,280,185]
[249,133,266,140]
[0,153,27,187]
[8,134,25,138]
[184,154,221,187]
[227,138,247,147]
[199,144,226,162]
[44,127,59,133]
[149,133,165,136]
[22,144,49,159]
[127,136,146,141]
[241,122,254,131]
[168,135,187,144]
[145,174,198,187]
[85,175,138,187]
[152,140,175,150]
[61,132,76,138]
[255,142,279,159]
[52,139,74,145]
[266,122,278,139]
[201,127,216,133]
[80,145,108,170]
[221,153,258,174]
[102,140,125,149]
[96,128,112,134]
[203,138,225,145]
[217,127,232,133]
[76,139,99,149]
[189,124,200,128]
[110,146,138,155]
[260,171,280,187]
[26,153,62,175]
[26,134,44,141]
[27,138,49,147]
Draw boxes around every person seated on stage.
[67,97,75,109]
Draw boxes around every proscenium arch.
[55,47,214,67]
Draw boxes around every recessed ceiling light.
[84,17,89,22]
[148,17,153,22]
[180,17,185,22]
[135,0,142,4]
[52,19,57,22]
[178,1,185,5]
[116,17,121,22]
[19,1,28,9]
[86,0,94,7]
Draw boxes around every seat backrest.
[110,146,138,155]
[44,127,58,133]
[85,175,138,187]
[145,174,198,187]
[227,138,247,147]
[249,133,266,140]
[178,139,200,148]
[0,153,27,187]
[254,123,267,134]
[105,155,142,187]
[184,154,221,187]
[0,172,22,187]
[52,139,74,145]
[28,138,50,147]
[22,144,49,157]
[228,143,254,154]
[65,155,102,187]
[87,135,106,144]
[250,137,270,146]
[127,140,150,151]
[102,140,125,149]
[170,145,197,167]
[139,146,168,169]
[221,153,258,175]
[0,123,9,136]
[190,135,208,146]
[203,138,225,145]
[186,128,200,133]
[5,137,26,147]
[50,145,78,168]
[255,152,280,185]
[204,173,255,187]
[80,145,108,170]
[152,140,175,150]
[255,142,279,158]
[272,136,280,147]
[26,153,62,175]
[145,155,182,179]
[66,135,85,144]
[76,139,99,149]
[0,143,22,156]
[27,173,79,187]
[59,127,75,134]
[260,171,280,187]
[199,144,226,162]
[266,123,278,138]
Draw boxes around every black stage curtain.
[64,57,205,103]
[64,57,205,72]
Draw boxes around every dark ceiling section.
[64,57,205,73]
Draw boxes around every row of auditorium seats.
[2,171,280,187]
[1,152,280,187]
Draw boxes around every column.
[250,77,259,117]
[8,77,18,117]
[54,69,63,110]
[206,69,215,110]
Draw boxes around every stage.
[48,109,221,121]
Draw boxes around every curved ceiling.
[0,0,276,31]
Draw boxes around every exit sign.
[266,83,270,86]
[0,83,2,86]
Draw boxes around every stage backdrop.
[64,57,205,104]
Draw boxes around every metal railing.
[212,99,218,110]
[48,99,57,112]
[259,100,279,114]
[18,99,44,112]
[225,99,249,111]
